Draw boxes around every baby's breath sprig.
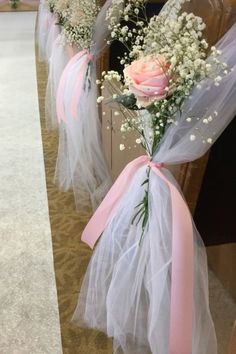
[106,0,149,63]
[60,0,100,49]
[46,0,100,48]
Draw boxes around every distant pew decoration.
[54,0,116,211]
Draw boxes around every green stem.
[135,165,151,246]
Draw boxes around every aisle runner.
[0,12,62,353]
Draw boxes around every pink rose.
[123,55,170,107]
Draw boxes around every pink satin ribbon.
[56,50,92,122]
[82,155,193,354]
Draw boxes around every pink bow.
[82,155,193,354]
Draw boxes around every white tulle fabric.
[36,0,53,61]
[54,0,114,211]
[45,15,60,63]
[45,36,79,130]
[72,23,236,354]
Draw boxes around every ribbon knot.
[81,155,193,354]
[149,161,164,169]
[87,53,94,62]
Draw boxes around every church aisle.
[0,12,62,353]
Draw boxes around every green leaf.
[135,201,145,209]
[111,93,140,110]
[142,210,149,230]
[131,207,144,225]
[136,209,146,225]
[141,179,149,186]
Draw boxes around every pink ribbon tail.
[82,155,148,248]
[150,162,193,354]
[82,155,193,354]
[56,50,87,123]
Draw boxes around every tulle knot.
[149,161,164,169]
[86,51,94,63]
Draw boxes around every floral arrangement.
[73,2,236,353]
[43,0,99,48]
[97,0,229,239]
[58,0,100,48]
[9,0,20,8]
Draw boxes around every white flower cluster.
[97,71,122,103]
[120,111,156,154]
[61,0,100,48]
[106,0,147,46]
[142,11,215,88]
[101,70,122,82]
[188,110,218,144]
[53,0,70,19]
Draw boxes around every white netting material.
[45,35,79,130]
[36,0,54,61]
[44,14,61,63]
[72,21,236,354]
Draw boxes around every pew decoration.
[45,0,101,130]
[54,0,115,211]
[72,0,236,353]
[45,0,84,130]
[36,0,113,211]
[36,0,57,61]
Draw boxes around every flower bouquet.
[72,0,236,353]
